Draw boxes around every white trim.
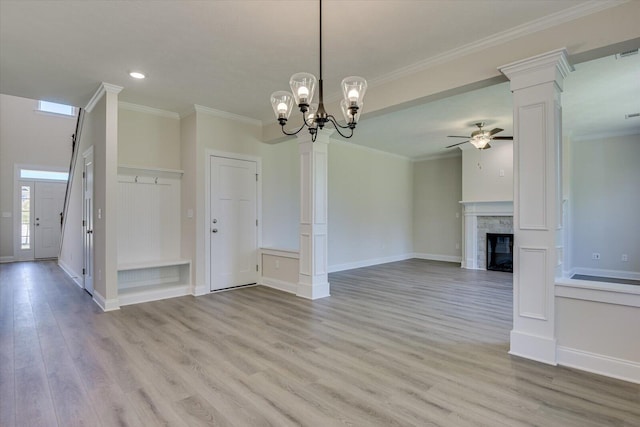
[556,280,640,308]
[92,290,120,312]
[260,248,299,259]
[570,129,640,142]
[118,285,191,307]
[330,138,411,161]
[296,281,330,300]
[118,165,184,178]
[370,1,620,88]
[192,284,208,297]
[557,346,640,385]
[509,330,557,365]
[412,253,462,263]
[85,82,123,112]
[570,267,640,282]
[0,256,15,263]
[118,102,180,119]
[260,277,297,295]
[328,253,414,273]
[58,258,83,289]
[412,150,462,162]
[191,104,262,127]
[460,200,514,215]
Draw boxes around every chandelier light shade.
[270,0,367,141]
[470,133,491,149]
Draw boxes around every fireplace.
[486,233,513,273]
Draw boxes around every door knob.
[212,228,218,233]
[35,223,40,226]
[87,230,93,234]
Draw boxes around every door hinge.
[256,264,259,272]
[256,219,258,226]
[256,173,258,181]
[82,220,85,227]
[83,172,85,178]
[82,268,85,275]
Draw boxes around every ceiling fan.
[445,122,513,150]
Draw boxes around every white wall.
[0,94,76,260]
[570,133,640,277]
[328,141,413,271]
[413,154,462,261]
[462,141,513,202]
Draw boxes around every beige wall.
[462,141,513,202]
[0,94,76,260]
[557,298,640,364]
[118,107,181,170]
[328,141,413,269]
[413,155,462,259]
[259,138,299,250]
[570,133,640,275]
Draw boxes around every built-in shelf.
[118,164,184,178]
[117,259,191,306]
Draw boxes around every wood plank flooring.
[1,259,639,426]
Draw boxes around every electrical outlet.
[455,243,460,250]
[592,253,601,260]
[275,260,280,269]
[622,254,628,262]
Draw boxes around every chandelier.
[469,133,491,149]
[270,0,367,142]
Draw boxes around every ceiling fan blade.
[445,140,469,148]
[488,128,504,136]
[447,135,470,138]
[492,136,513,140]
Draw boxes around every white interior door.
[34,181,65,259]
[210,156,258,291]
[83,152,94,295]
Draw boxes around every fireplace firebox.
[486,233,513,273]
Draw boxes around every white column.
[500,49,572,364]
[296,130,331,299]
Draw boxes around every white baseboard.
[557,346,640,384]
[296,281,330,300]
[260,277,297,294]
[413,253,463,263]
[0,256,15,263]
[328,253,413,273]
[192,283,208,296]
[509,330,557,365]
[93,290,120,312]
[119,285,190,306]
[57,259,84,289]
[572,267,640,281]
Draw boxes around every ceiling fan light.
[470,134,490,149]
[289,72,317,108]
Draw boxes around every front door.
[210,156,258,291]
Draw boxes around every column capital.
[296,128,334,146]
[499,48,573,92]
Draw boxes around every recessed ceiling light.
[129,71,145,79]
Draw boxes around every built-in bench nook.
[116,165,190,306]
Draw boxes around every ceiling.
[1,0,637,159]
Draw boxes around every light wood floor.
[1,260,639,427]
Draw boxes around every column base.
[296,281,330,300]
[509,329,557,365]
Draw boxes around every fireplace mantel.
[460,201,513,269]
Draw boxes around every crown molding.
[569,128,640,142]
[118,101,180,119]
[412,150,462,162]
[331,139,411,161]
[85,82,123,112]
[187,104,262,126]
[369,0,627,88]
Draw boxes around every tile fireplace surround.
[460,201,513,270]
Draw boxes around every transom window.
[20,169,68,181]
[37,100,75,116]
